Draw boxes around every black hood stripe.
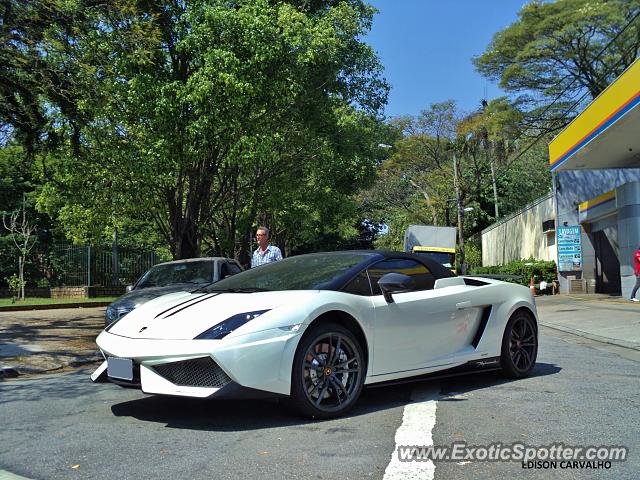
[154,293,209,319]
[163,293,220,319]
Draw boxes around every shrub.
[5,274,26,299]
[469,258,557,286]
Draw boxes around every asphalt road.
[1,323,638,479]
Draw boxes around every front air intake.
[152,357,231,388]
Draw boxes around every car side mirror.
[125,285,134,293]
[378,273,415,303]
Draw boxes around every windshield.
[205,252,373,292]
[414,251,455,268]
[136,261,215,288]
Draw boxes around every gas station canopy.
[549,58,640,172]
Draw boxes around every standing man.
[251,226,283,268]
[631,245,640,302]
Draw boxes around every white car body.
[93,252,538,413]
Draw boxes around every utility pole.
[489,142,499,218]
[453,151,466,274]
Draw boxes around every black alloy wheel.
[501,310,538,378]
[289,322,365,419]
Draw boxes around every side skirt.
[365,356,502,389]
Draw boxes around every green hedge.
[469,258,557,286]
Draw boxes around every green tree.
[474,0,640,110]
[0,0,153,159]
[36,0,388,261]
[361,102,460,251]
[2,196,37,300]
[457,97,524,220]
[364,99,552,252]
[0,146,61,288]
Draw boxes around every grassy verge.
[0,297,118,307]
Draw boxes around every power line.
[514,7,640,136]
[497,47,639,179]
[487,8,640,191]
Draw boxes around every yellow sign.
[578,190,615,214]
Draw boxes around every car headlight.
[194,310,271,340]
[105,305,135,330]
[105,306,118,323]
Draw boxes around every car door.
[370,258,480,375]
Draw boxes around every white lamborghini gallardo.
[92,251,539,419]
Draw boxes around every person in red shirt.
[632,246,640,302]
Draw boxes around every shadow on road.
[109,382,416,430]
[438,362,561,399]
[108,363,561,430]
[0,315,101,343]
[0,369,99,404]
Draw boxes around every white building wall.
[482,193,556,266]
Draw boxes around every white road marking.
[0,470,35,480]
[383,384,440,480]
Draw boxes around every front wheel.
[500,310,538,378]
[289,322,365,419]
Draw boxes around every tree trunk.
[486,141,499,219]
[490,154,499,219]
[453,152,465,274]
[19,256,25,301]
[174,220,200,259]
[238,167,264,267]
[238,231,251,269]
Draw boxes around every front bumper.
[93,327,303,398]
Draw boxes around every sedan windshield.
[414,251,455,268]
[136,261,214,288]
[205,252,373,292]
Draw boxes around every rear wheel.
[289,322,365,419]
[500,310,538,378]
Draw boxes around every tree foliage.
[26,0,388,261]
[474,0,640,108]
[362,100,552,251]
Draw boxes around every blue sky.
[365,0,526,119]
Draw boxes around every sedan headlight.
[105,306,119,323]
[105,305,135,330]
[194,310,270,340]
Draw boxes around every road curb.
[540,321,640,351]
[0,302,110,312]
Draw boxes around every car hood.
[106,290,319,340]
[109,283,207,309]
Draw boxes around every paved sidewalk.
[535,294,640,351]
[0,301,111,312]
[0,307,104,378]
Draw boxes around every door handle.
[456,301,471,310]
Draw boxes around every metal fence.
[50,245,170,287]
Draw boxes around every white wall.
[482,193,556,266]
